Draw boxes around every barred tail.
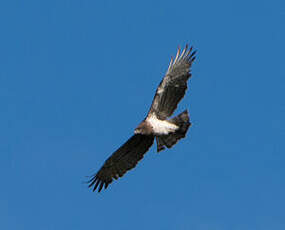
[156,110,191,152]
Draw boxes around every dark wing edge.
[87,134,154,192]
[148,45,196,120]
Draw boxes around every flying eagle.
[88,45,196,192]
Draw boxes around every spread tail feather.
[156,110,191,152]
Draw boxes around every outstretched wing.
[148,45,196,120]
[88,134,154,192]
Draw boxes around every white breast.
[146,115,178,135]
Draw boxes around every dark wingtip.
[98,181,104,192]
[86,175,96,187]
[191,50,197,58]
[180,44,196,65]
[86,173,110,193]
[93,178,101,192]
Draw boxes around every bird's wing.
[148,45,196,120]
[88,134,154,192]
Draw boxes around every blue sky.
[1,0,284,229]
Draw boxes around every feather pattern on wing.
[88,134,154,192]
[148,45,196,120]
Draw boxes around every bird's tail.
[156,110,191,152]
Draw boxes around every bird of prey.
[88,45,196,192]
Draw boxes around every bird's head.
[134,121,152,135]
[134,128,142,134]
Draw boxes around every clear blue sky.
[1,0,284,229]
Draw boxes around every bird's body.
[135,115,179,135]
[88,45,196,192]
[145,115,179,135]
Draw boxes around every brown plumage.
[88,134,154,192]
[88,45,196,192]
